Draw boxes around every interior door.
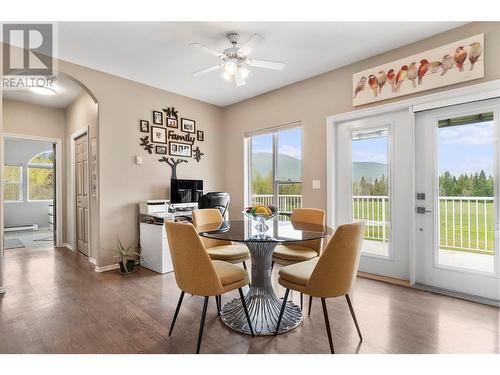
[415,99,500,301]
[75,133,89,256]
[335,110,412,280]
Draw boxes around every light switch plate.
[135,155,143,165]
[312,180,321,189]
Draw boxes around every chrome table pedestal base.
[220,241,302,336]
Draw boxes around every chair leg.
[308,295,313,317]
[196,296,209,354]
[274,288,290,336]
[242,261,247,270]
[345,294,363,341]
[215,295,220,316]
[300,293,303,310]
[168,291,185,336]
[238,288,255,336]
[321,298,335,354]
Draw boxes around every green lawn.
[353,198,495,255]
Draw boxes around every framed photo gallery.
[139,110,201,157]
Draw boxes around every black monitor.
[170,179,203,204]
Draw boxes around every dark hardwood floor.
[0,246,498,354]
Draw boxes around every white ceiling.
[2,75,83,108]
[54,22,467,107]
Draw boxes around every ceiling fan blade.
[190,42,223,58]
[192,64,223,76]
[238,34,265,56]
[247,59,285,71]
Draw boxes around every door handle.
[416,207,432,214]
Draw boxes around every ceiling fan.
[190,32,285,87]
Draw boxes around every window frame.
[27,150,54,203]
[247,124,303,212]
[3,164,23,203]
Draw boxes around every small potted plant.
[114,238,141,274]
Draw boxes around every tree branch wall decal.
[159,157,188,179]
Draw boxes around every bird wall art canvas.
[352,34,484,106]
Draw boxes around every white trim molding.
[89,257,96,265]
[326,79,500,286]
[61,243,74,251]
[94,263,120,273]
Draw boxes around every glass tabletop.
[198,219,334,243]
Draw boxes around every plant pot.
[119,260,136,274]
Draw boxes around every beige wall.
[2,99,65,139]
[64,93,98,258]
[223,22,500,219]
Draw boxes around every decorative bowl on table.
[242,204,279,234]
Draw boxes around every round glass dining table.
[198,219,334,336]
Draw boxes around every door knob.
[416,207,432,214]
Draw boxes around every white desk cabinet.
[139,222,173,274]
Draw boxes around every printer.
[139,199,170,216]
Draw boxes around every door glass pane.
[437,112,495,273]
[250,134,273,206]
[352,128,390,257]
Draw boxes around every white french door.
[414,99,500,301]
[335,110,412,280]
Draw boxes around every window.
[28,150,54,201]
[248,126,302,214]
[4,165,23,202]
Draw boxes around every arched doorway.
[0,71,99,293]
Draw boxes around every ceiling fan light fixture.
[222,71,232,81]
[238,66,250,79]
[224,61,238,75]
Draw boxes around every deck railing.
[253,194,495,255]
[352,195,389,243]
[252,194,302,214]
[439,196,494,254]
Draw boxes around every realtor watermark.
[2,23,58,92]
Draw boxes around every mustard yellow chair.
[165,221,254,354]
[274,222,365,354]
[192,208,250,270]
[272,208,326,309]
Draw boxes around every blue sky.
[438,122,494,176]
[352,137,388,164]
[251,127,302,159]
[351,122,494,177]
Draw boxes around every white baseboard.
[94,263,120,273]
[61,243,74,251]
[89,257,96,265]
[0,286,6,294]
[94,260,140,273]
